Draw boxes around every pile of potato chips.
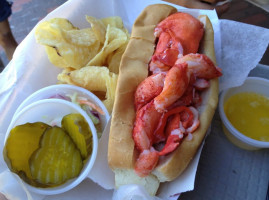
[35,16,130,113]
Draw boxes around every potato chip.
[57,67,75,84]
[102,16,130,45]
[102,17,130,40]
[35,22,62,46]
[103,72,118,113]
[61,28,97,46]
[58,66,109,92]
[86,16,107,44]
[48,18,77,30]
[56,40,100,69]
[87,25,128,66]
[45,46,70,68]
[37,15,130,113]
[35,18,101,69]
[57,66,118,113]
[101,16,124,29]
[35,18,76,46]
[107,41,128,74]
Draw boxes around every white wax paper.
[0,0,268,199]
[218,20,269,91]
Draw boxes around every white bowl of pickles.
[3,98,98,195]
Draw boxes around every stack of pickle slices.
[3,113,93,188]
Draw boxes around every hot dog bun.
[108,4,219,196]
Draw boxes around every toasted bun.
[108,4,219,195]
[108,4,177,170]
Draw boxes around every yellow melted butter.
[224,92,269,142]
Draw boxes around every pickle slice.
[29,126,83,186]
[61,113,92,159]
[3,122,50,183]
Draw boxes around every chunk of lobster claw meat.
[154,12,204,56]
[134,73,166,111]
[133,101,163,152]
[134,147,159,177]
[176,53,222,79]
[154,62,190,112]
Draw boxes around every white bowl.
[14,84,110,134]
[4,99,98,195]
[219,77,269,150]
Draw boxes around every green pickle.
[3,122,50,184]
[61,113,93,159]
[29,126,83,186]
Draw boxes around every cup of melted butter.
[219,77,269,150]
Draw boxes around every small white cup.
[219,77,269,150]
[14,84,110,133]
[4,99,98,195]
